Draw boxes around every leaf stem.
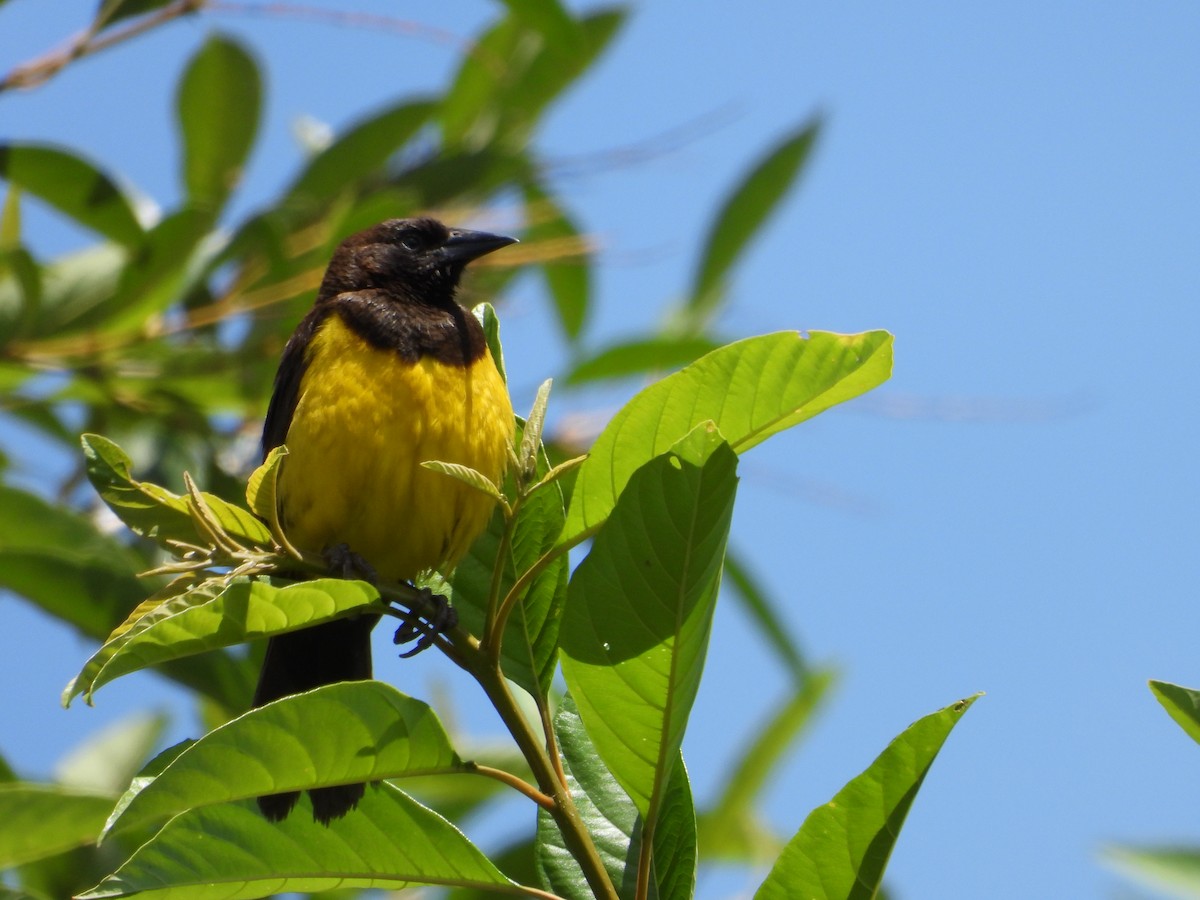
[469,763,554,811]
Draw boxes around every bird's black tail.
[253,614,379,824]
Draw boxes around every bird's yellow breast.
[276,313,513,582]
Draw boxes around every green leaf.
[1150,680,1200,746]
[724,550,808,679]
[755,694,980,900]
[1103,845,1200,898]
[564,335,722,387]
[563,330,892,545]
[422,460,504,503]
[690,118,821,322]
[55,712,168,797]
[537,695,696,900]
[80,785,514,899]
[0,784,114,867]
[94,0,176,29]
[0,144,142,246]
[176,35,261,210]
[82,433,271,549]
[0,484,145,638]
[560,430,738,817]
[64,577,384,705]
[700,668,838,862]
[524,183,590,341]
[284,100,434,207]
[104,682,462,837]
[245,445,286,532]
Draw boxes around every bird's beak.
[438,228,518,266]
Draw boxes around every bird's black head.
[318,217,516,306]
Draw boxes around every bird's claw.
[323,543,377,583]
[392,587,457,658]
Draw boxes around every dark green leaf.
[564,335,721,386]
[80,785,514,899]
[0,785,114,868]
[176,35,261,210]
[0,144,142,246]
[1150,679,1200,746]
[690,118,820,322]
[561,429,737,816]
[563,330,893,545]
[755,694,980,900]
[94,0,177,29]
[104,682,461,836]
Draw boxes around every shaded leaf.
[0,784,114,868]
[105,682,461,837]
[0,144,142,246]
[561,429,737,816]
[1150,680,1200,746]
[177,35,261,210]
[755,694,980,900]
[64,577,384,705]
[562,330,893,545]
[690,119,820,322]
[80,785,514,899]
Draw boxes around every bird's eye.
[399,235,422,252]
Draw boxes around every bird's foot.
[392,587,458,658]
[323,543,377,583]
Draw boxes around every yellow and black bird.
[253,217,516,823]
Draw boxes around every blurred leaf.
[755,694,980,900]
[64,577,385,705]
[564,335,722,387]
[1150,680,1200,746]
[0,784,114,868]
[1104,845,1200,898]
[537,695,696,900]
[689,118,820,323]
[82,433,271,549]
[80,785,515,899]
[0,242,125,338]
[563,330,893,545]
[104,682,462,837]
[284,100,435,208]
[177,35,261,210]
[700,668,837,862]
[561,428,737,816]
[0,484,145,638]
[0,244,42,341]
[55,712,168,796]
[94,0,176,29]
[724,550,807,679]
[0,144,142,246]
[524,183,590,342]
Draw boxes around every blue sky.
[3,2,1200,898]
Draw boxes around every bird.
[252,216,516,824]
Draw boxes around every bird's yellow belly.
[276,314,513,582]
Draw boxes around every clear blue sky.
[3,3,1199,898]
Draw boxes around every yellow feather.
[277,314,513,582]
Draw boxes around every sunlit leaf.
[755,694,980,900]
[563,329,892,545]
[80,785,514,899]
[64,577,384,705]
[0,784,114,868]
[0,144,142,246]
[561,428,737,817]
[104,682,462,837]
[1104,845,1200,898]
[1150,680,1200,746]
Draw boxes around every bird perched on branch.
[253,217,516,823]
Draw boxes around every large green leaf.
[0,144,142,246]
[0,784,114,867]
[82,433,271,549]
[0,484,145,637]
[689,119,821,322]
[536,695,696,900]
[563,329,892,545]
[1150,680,1200,746]
[176,35,261,210]
[560,428,737,818]
[80,785,514,899]
[755,694,980,900]
[104,682,462,836]
[64,577,384,705]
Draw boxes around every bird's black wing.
[262,306,328,458]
